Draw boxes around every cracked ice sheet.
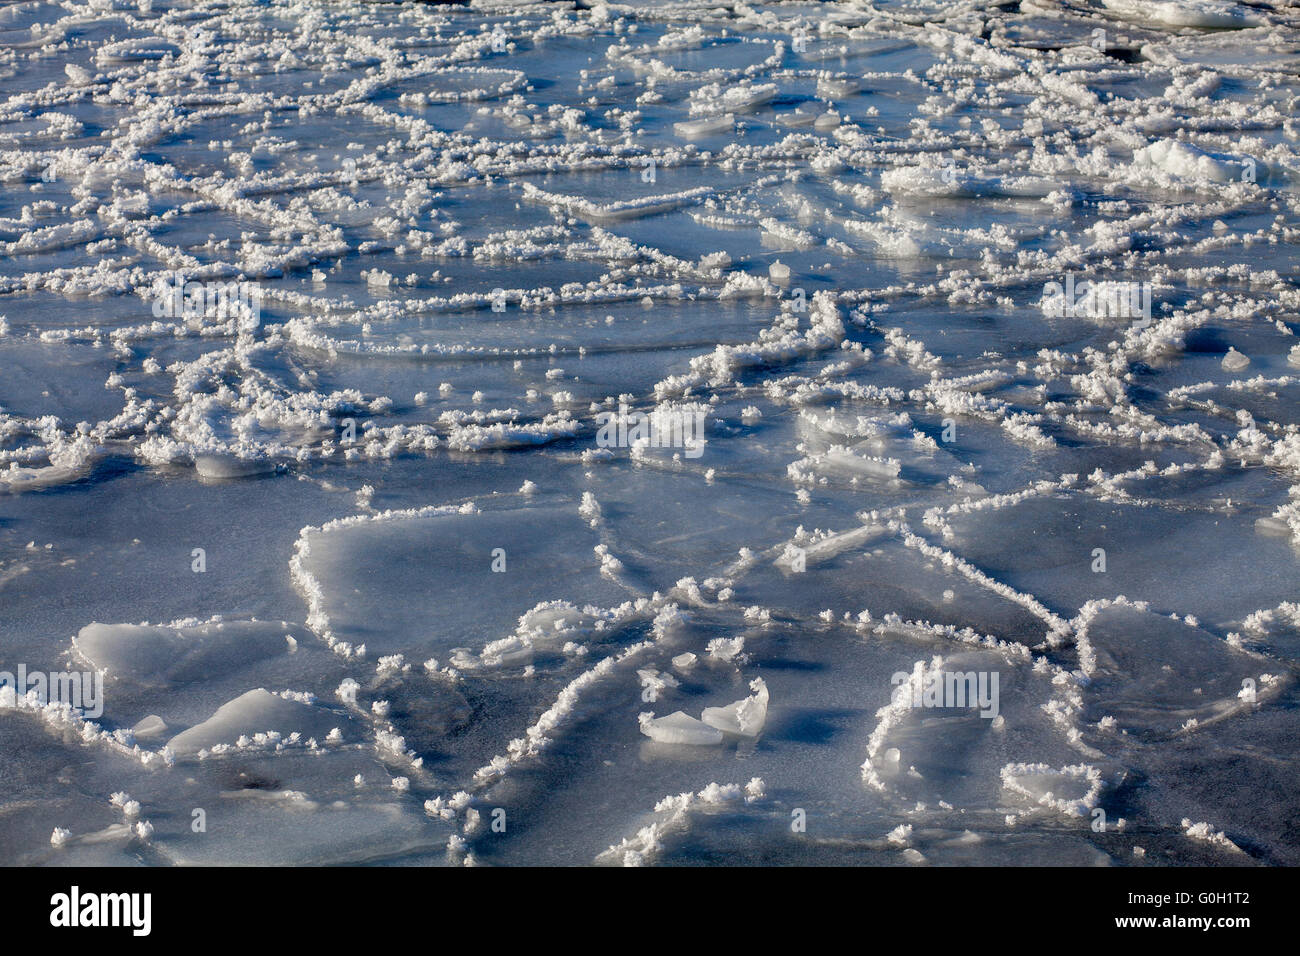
[942,483,1300,627]
[2,0,1300,867]
[294,497,636,658]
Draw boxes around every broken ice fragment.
[1220,348,1249,372]
[700,677,769,737]
[816,77,861,98]
[131,715,168,742]
[639,711,724,745]
[674,114,734,138]
[166,688,347,757]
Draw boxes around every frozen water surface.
[0,0,1298,867]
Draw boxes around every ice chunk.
[817,77,861,98]
[700,678,769,737]
[638,711,724,745]
[772,108,819,128]
[1221,348,1250,372]
[788,446,902,484]
[166,689,350,757]
[130,715,168,742]
[674,114,734,138]
[74,621,293,686]
[1101,0,1263,29]
[689,82,775,116]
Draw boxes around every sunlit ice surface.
[1,0,1299,866]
